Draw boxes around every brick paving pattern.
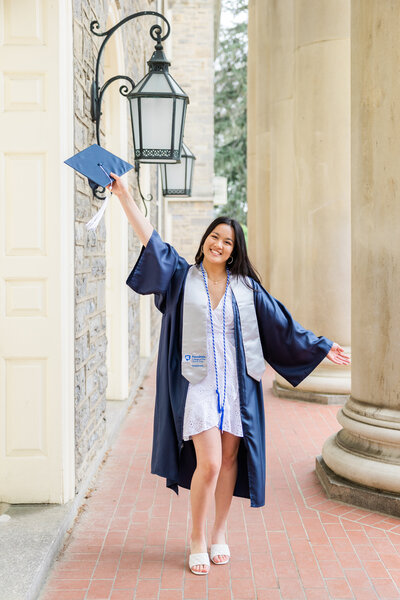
[39,365,400,600]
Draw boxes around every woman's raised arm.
[109,172,154,247]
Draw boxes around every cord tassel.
[219,407,225,432]
[216,389,221,412]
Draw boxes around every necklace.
[205,272,227,284]
[200,262,230,432]
[209,278,226,285]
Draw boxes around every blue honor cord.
[200,262,230,433]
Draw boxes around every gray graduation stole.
[181,265,266,383]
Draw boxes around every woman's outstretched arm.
[109,172,153,247]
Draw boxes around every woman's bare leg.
[211,432,241,563]
[190,427,222,573]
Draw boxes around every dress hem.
[183,423,244,441]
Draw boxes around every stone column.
[318,0,400,514]
[273,0,351,403]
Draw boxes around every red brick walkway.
[39,365,400,600]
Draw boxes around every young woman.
[109,172,350,575]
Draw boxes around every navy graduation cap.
[64,143,134,190]
[64,144,134,230]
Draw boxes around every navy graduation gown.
[126,229,333,508]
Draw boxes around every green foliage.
[214,0,248,225]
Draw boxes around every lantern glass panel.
[160,164,166,189]
[140,73,172,93]
[167,74,184,95]
[141,96,173,149]
[186,158,194,190]
[132,76,146,94]
[129,98,140,150]
[165,160,185,190]
[173,98,184,148]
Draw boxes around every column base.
[316,456,400,518]
[272,380,347,405]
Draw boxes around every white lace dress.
[183,287,243,440]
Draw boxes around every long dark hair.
[194,216,261,284]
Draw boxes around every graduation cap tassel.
[86,189,111,231]
[85,162,113,231]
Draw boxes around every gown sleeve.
[253,282,334,387]
[126,228,187,313]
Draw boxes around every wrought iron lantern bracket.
[134,161,153,217]
[89,11,171,204]
[90,11,171,146]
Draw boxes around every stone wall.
[166,200,213,262]
[165,0,216,261]
[72,0,159,490]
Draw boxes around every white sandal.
[210,543,230,565]
[189,552,210,575]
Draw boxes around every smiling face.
[202,223,235,266]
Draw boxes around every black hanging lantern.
[160,142,196,196]
[90,11,189,166]
[128,39,189,163]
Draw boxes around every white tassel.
[86,190,111,231]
